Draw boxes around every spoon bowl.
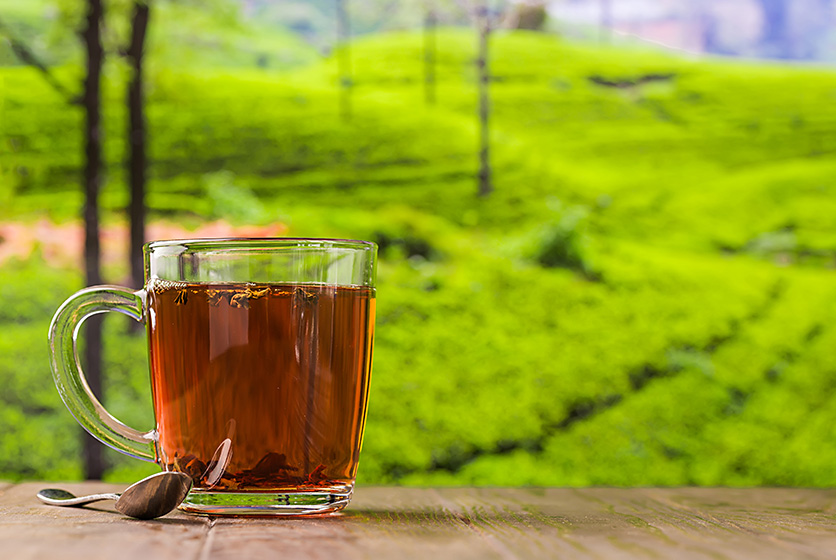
[37,471,193,520]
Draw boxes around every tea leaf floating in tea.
[174,454,207,481]
[245,285,270,300]
[249,452,298,476]
[293,286,320,306]
[174,289,188,305]
[206,289,225,306]
[305,464,328,485]
[229,291,250,308]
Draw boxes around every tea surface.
[147,281,375,492]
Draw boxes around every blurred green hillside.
[2,12,836,485]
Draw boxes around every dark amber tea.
[147,281,375,495]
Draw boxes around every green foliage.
[0,255,80,322]
[533,204,595,276]
[0,0,317,71]
[0,315,81,480]
[2,27,836,487]
[202,171,266,224]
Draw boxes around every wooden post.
[424,6,437,106]
[475,1,492,197]
[336,0,352,121]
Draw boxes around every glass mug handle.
[48,285,157,462]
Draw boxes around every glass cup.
[48,238,376,516]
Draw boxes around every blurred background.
[1,0,836,486]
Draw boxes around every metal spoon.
[37,471,192,520]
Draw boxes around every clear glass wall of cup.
[48,238,377,516]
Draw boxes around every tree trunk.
[475,3,492,197]
[127,1,150,292]
[81,0,105,480]
[424,7,436,105]
[336,0,351,121]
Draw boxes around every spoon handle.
[37,489,121,507]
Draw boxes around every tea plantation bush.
[2,29,836,485]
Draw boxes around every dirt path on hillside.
[0,219,288,277]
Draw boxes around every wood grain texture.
[2,484,836,560]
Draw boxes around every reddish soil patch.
[0,219,289,274]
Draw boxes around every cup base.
[179,488,353,516]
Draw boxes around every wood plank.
[3,484,836,560]
[202,488,503,560]
[445,487,836,560]
[0,482,207,560]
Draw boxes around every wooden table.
[2,483,836,559]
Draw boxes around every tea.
[147,281,375,493]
